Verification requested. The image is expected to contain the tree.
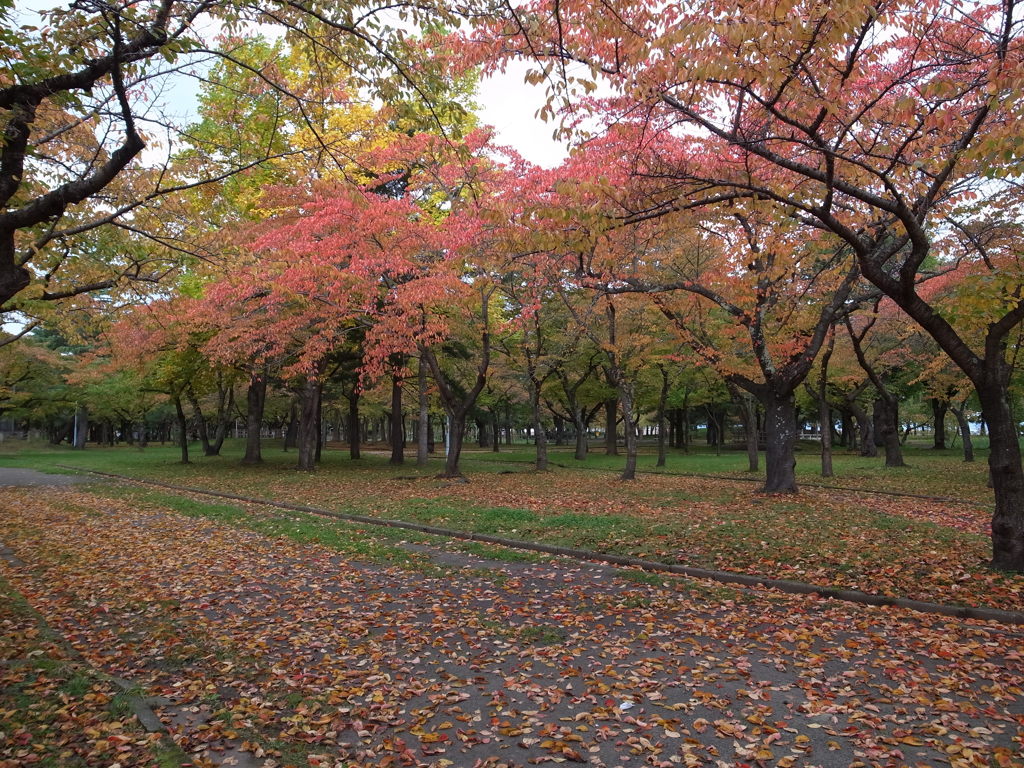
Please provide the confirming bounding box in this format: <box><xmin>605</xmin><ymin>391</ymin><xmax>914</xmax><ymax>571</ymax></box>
<box><xmin>481</xmin><ymin>0</ymin><xmax>1024</xmax><ymax>569</ymax></box>
<box><xmin>0</xmin><ymin>0</ymin><xmax>480</xmax><ymax>315</ymax></box>
<box><xmin>583</xmin><ymin>195</ymin><xmax>860</xmax><ymax>491</ymax></box>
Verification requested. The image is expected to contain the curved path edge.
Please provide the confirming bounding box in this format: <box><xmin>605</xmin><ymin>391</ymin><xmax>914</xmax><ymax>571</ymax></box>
<box><xmin>59</xmin><ymin>465</ymin><xmax>1024</xmax><ymax>626</ymax></box>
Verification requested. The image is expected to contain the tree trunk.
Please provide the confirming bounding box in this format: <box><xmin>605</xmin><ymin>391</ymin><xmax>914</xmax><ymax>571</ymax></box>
<box><xmin>490</xmin><ymin>410</ymin><xmax>500</xmax><ymax>453</ymax></box>
<box><xmin>979</xmin><ymin>383</ymin><xmax>1024</xmax><ymax>571</ymax></box>
<box><xmin>284</xmin><ymin>400</ymin><xmax>299</xmax><ymax>451</ymax></box>
<box><xmin>951</xmin><ymin>406</ymin><xmax>974</xmax><ymax>462</ymax></box>
<box><xmin>740</xmin><ymin>395</ymin><xmax>759</xmax><ymax>473</ymax></box>
<box><xmin>186</xmin><ymin>387</ymin><xmax>212</xmax><ymax>456</ymax></box>
<box><xmin>819</xmin><ymin>401</ymin><xmax>833</xmax><ymax>478</ymax></box>
<box><xmin>618</xmin><ymin>386</ymin><xmax>638</xmax><ymax>481</ymax></box>
<box><xmin>930</xmin><ymin>398</ymin><xmax>948</xmax><ymax>450</ymax></box>
<box><xmin>839</xmin><ymin>410</ymin><xmax>853</xmax><ymax>448</ymax></box>
<box><xmin>417</xmin><ymin>361</ymin><xmax>429</xmax><ymax>467</ymax></box>
<box><xmin>875</xmin><ymin>396</ymin><xmax>906</xmax><ymax>467</ymax></box>
<box><xmin>241</xmin><ymin>371</ymin><xmax>266</xmax><ymax>465</ymax></box>
<box><xmin>390</xmin><ymin>373</ymin><xmax>404</xmax><ymax>465</ymax></box>
<box><xmin>443</xmin><ymin>414</ymin><xmax>466</xmax><ymax>478</ymax></box>
<box><xmin>573</xmin><ymin>409</ymin><xmax>588</xmax><ymax>461</ymax></box>
<box><xmin>315</xmin><ymin>388</ymin><xmax>324</xmax><ymax>463</ymax></box>
<box><xmin>851</xmin><ymin>402</ymin><xmax>876</xmax><ymax>457</ymax></box>
<box><xmin>604</xmin><ymin>397</ymin><xmax>618</xmax><ymax>455</ymax></box>
<box><xmin>297</xmin><ymin>377</ymin><xmax>320</xmax><ymax>471</ymax></box>
<box><xmin>682</xmin><ymin>404</ymin><xmax>690</xmax><ymax>452</ymax></box>
<box><xmin>173</xmin><ymin>395</ymin><xmax>189</xmax><ymax>464</ymax></box>
<box><xmin>209</xmin><ymin>381</ymin><xmax>232</xmax><ymax>456</ymax></box>
<box><xmin>347</xmin><ymin>391</ymin><xmax>361</xmax><ymax>460</ymax></box>
<box><xmin>705</xmin><ymin>406</ymin><xmax>724</xmax><ymax>456</ymax></box>
<box><xmin>72</xmin><ymin>405</ymin><xmax>88</xmax><ymax>450</ymax></box>
<box><xmin>656</xmin><ymin>368</ymin><xmax>669</xmax><ymax>468</ymax></box>
<box><xmin>554</xmin><ymin>415</ymin><xmax>565</xmax><ymax>446</ymax></box>
<box><xmin>532</xmin><ymin>390</ymin><xmax>548</xmax><ymax>471</ymax></box>
<box><xmin>762</xmin><ymin>391</ymin><xmax>797</xmax><ymax>493</ymax></box>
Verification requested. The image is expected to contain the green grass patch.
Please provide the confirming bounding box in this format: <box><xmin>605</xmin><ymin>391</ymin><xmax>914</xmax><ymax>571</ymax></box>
<box><xmin>518</xmin><ymin>624</ymin><xmax>568</xmax><ymax>645</ymax></box>
<box><xmin>90</xmin><ymin>484</ymin><xmax>445</xmax><ymax>569</ymax></box>
<box><xmin>457</xmin><ymin>541</ymin><xmax>547</xmax><ymax>562</ymax></box>
<box><xmin>4</xmin><ymin>439</ymin><xmax>1017</xmax><ymax>609</ymax></box>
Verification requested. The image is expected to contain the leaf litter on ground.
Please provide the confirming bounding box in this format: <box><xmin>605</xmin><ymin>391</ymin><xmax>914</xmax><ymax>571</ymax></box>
<box><xmin>0</xmin><ymin>487</ymin><xmax>1021</xmax><ymax>768</ymax></box>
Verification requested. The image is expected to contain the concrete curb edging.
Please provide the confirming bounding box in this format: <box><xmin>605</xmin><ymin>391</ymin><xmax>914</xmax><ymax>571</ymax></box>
<box><xmin>59</xmin><ymin>466</ymin><xmax>1024</xmax><ymax>626</ymax></box>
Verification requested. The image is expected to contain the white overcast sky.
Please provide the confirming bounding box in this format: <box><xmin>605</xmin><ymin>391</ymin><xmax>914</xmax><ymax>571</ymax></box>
<box><xmin>477</xmin><ymin>62</ymin><xmax>570</xmax><ymax>168</ymax></box>
<box><xmin>13</xmin><ymin>1</ymin><xmax>569</xmax><ymax>167</ymax></box>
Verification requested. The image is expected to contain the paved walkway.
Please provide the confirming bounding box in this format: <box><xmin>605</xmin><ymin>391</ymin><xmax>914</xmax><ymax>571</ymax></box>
<box><xmin>0</xmin><ymin>485</ymin><xmax>1021</xmax><ymax>768</ymax></box>
<box><xmin>0</xmin><ymin>467</ymin><xmax>98</xmax><ymax>486</ymax></box>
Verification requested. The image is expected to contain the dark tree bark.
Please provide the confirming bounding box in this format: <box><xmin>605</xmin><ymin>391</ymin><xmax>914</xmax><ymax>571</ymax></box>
<box><xmin>762</xmin><ymin>391</ymin><xmax>797</xmax><ymax>492</ymax></box>
<box><xmin>875</xmin><ymin>395</ymin><xmax>904</xmax><ymax>468</ymax></box>
<box><xmin>604</xmin><ymin>397</ymin><xmax>618</xmax><ymax>455</ymax></box>
<box><xmin>315</xmin><ymin>387</ymin><xmax>323</xmax><ymax>463</ymax></box>
<box><xmin>574</xmin><ymin>412</ymin><xmax>589</xmax><ymax>460</ymax></box>
<box><xmin>804</xmin><ymin>330</ymin><xmax>836</xmax><ymax>478</ymax></box>
<box><xmin>173</xmin><ymin>395</ymin><xmax>189</xmax><ymax>464</ymax></box>
<box><xmin>871</xmin><ymin>404</ymin><xmax>886</xmax><ymax>448</ymax></box>
<box><xmin>531</xmin><ymin>389</ymin><xmax>548</xmax><ymax>471</ymax></box>
<box><xmin>209</xmin><ymin>379</ymin><xmax>233</xmax><ymax>456</ymax></box>
<box><xmin>347</xmin><ymin>390</ymin><xmax>360</xmax><ymax>460</ymax></box>
<box><xmin>655</xmin><ymin>365</ymin><xmax>670</xmax><ymax>468</ymax></box>
<box><xmin>283</xmin><ymin>399</ymin><xmax>298</xmax><ymax>451</ymax></box>
<box><xmin>978</xmin><ymin>379</ymin><xmax>1024</xmax><ymax>568</ymax></box>
<box><xmin>72</xmin><ymin>405</ymin><xmax>88</xmax><ymax>450</ymax></box>
<box><xmin>705</xmin><ymin>406</ymin><xmax>724</xmax><ymax>455</ymax></box>
<box><xmin>839</xmin><ymin>409</ymin><xmax>853</xmax><ymax>448</ymax></box>
<box><xmin>186</xmin><ymin>386</ymin><xmax>211</xmax><ymax>456</ymax></box>
<box><xmin>489</xmin><ymin>409</ymin><xmax>500</xmax><ymax>453</ymax></box>
<box><xmin>241</xmin><ymin>369</ymin><xmax>267</xmax><ymax>465</ymax></box>
<box><xmin>816</xmin><ymin>333</ymin><xmax>835</xmax><ymax>478</ymax></box>
<box><xmin>297</xmin><ymin>376</ymin><xmax>321</xmax><ymax>471</ymax></box>
<box><xmin>417</xmin><ymin>358</ymin><xmax>429</xmax><ymax>467</ymax></box>
<box><xmin>679</xmin><ymin>399</ymin><xmax>690</xmax><ymax>452</ymax></box>
<box><xmin>389</xmin><ymin>369</ymin><xmax>404</xmax><ymax>465</ymax></box>
<box><xmin>951</xmin><ymin>403</ymin><xmax>975</xmax><ymax>463</ymax></box>
<box><xmin>612</xmin><ymin>375</ymin><xmax>639</xmax><ymax>480</ymax></box>
<box><xmin>852</xmin><ymin>401</ymin><xmax>877</xmax><ymax>457</ymax></box>
<box><xmin>554</xmin><ymin>415</ymin><xmax>565</xmax><ymax>446</ymax></box>
<box><xmin>930</xmin><ymin>397</ymin><xmax>948</xmax><ymax>449</ymax></box>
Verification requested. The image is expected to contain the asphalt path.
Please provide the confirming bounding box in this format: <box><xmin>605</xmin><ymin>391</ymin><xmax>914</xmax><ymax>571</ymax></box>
<box><xmin>0</xmin><ymin>467</ymin><xmax>97</xmax><ymax>486</ymax></box>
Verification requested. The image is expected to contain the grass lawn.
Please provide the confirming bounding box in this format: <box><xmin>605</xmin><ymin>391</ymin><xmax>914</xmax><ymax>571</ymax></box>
<box><xmin>1</xmin><ymin>438</ymin><xmax>1017</xmax><ymax>610</ymax></box>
